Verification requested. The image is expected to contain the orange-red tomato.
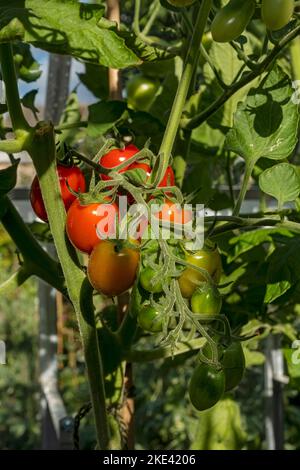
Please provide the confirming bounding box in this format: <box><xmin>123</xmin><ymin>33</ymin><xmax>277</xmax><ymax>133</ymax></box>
<box><xmin>154</xmin><ymin>199</ymin><xmax>193</xmax><ymax>224</ymax></box>
<box><xmin>88</xmin><ymin>240</ymin><xmax>140</xmax><ymax>296</ymax></box>
<box><xmin>30</xmin><ymin>165</ymin><xmax>86</xmax><ymax>222</ymax></box>
<box><xmin>66</xmin><ymin>198</ymin><xmax>118</xmax><ymax>254</ymax></box>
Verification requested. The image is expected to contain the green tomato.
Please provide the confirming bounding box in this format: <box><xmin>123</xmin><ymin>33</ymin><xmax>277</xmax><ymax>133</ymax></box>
<box><xmin>191</xmin><ymin>285</ymin><xmax>222</xmax><ymax>315</ymax></box>
<box><xmin>222</xmin><ymin>342</ymin><xmax>245</xmax><ymax>392</ymax></box>
<box><xmin>262</xmin><ymin>0</ymin><xmax>294</xmax><ymax>31</ymax></box>
<box><xmin>178</xmin><ymin>247</ymin><xmax>222</xmax><ymax>298</ymax></box>
<box><xmin>189</xmin><ymin>363</ymin><xmax>225</xmax><ymax>411</ymax></box>
<box><xmin>167</xmin><ymin>0</ymin><xmax>196</xmax><ymax>6</ymax></box>
<box><xmin>140</xmin><ymin>266</ymin><xmax>164</xmax><ymax>294</ymax></box>
<box><xmin>211</xmin><ymin>0</ymin><xmax>256</xmax><ymax>43</ymax></box>
<box><xmin>127</xmin><ymin>75</ymin><xmax>160</xmax><ymax>112</ymax></box>
<box><xmin>138</xmin><ymin>305</ymin><xmax>163</xmax><ymax>333</ymax></box>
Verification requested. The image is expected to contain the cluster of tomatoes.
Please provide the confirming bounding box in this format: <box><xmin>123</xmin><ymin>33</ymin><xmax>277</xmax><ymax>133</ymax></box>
<box><xmin>30</xmin><ymin>147</ymin><xmax>246</xmax><ymax>412</ymax></box>
<box><xmin>30</xmin><ymin>144</ymin><xmax>178</xmax><ymax>296</ymax></box>
<box><xmin>167</xmin><ymin>0</ymin><xmax>295</xmax><ymax>42</ymax></box>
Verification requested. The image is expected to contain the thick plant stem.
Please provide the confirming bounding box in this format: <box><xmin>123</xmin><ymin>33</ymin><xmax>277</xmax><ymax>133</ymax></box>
<box><xmin>1</xmin><ymin>196</ymin><xmax>67</xmax><ymax>295</ymax></box>
<box><xmin>0</xmin><ymin>43</ymin><xmax>29</xmax><ymax>132</ymax></box>
<box><xmin>233</xmin><ymin>162</ymin><xmax>255</xmax><ymax>217</ymax></box>
<box><xmin>29</xmin><ymin>122</ymin><xmax>111</xmax><ymax>449</ymax></box>
<box><xmin>159</xmin><ymin>0</ymin><xmax>212</xmax><ymax>170</ymax></box>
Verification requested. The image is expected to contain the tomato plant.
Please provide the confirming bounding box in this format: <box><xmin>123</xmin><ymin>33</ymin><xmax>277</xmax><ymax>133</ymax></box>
<box><xmin>30</xmin><ymin>164</ymin><xmax>86</xmax><ymax>222</ymax></box>
<box><xmin>1</xmin><ymin>0</ymin><xmax>300</xmax><ymax>452</ymax></box>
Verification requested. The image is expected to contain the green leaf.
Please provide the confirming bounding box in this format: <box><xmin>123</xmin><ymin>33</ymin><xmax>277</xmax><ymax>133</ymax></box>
<box><xmin>228</xmin><ymin>228</ymin><xmax>292</xmax><ymax>263</ymax></box>
<box><xmin>283</xmin><ymin>348</ymin><xmax>300</xmax><ymax>379</ymax></box>
<box><xmin>77</xmin><ymin>63</ymin><xmax>109</xmax><ymax>100</ymax></box>
<box><xmin>264</xmin><ymin>281</ymin><xmax>291</xmax><ymax>304</ymax></box>
<box><xmin>244</xmin><ymin>349</ymin><xmax>265</xmax><ymax>367</ymax></box>
<box><xmin>225</xmin><ymin>66</ymin><xmax>299</xmax><ymax>167</ymax></box>
<box><xmin>259</xmin><ymin>163</ymin><xmax>300</xmax><ymax>209</ymax></box>
<box><xmin>264</xmin><ymin>239</ymin><xmax>300</xmax><ymax>303</ymax></box>
<box><xmin>87</xmin><ymin>101</ymin><xmax>127</xmax><ymax>137</ymax></box>
<box><xmin>0</xmin><ymin>160</ymin><xmax>19</xmax><ymax>198</ymax></box>
<box><xmin>0</xmin><ymin>0</ymin><xmax>170</xmax><ymax>68</ymax></box>
<box><xmin>21</xmin><ymin>89</ymin><xmax>39</xmax><ymax>119</ymax></box>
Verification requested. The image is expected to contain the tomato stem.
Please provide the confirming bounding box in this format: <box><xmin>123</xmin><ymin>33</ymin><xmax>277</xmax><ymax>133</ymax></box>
<box><xmin>159</xmin><ymin>0</ymin><xmax>212</xmax><ymax>170</ymax></box>
<box><xmin>0</xmin><ymin>43</ymin><xmax>30</xmax><ymax>132</ymax></box>
<box><xmin>233</xmin><ymin>161</ymin><xmax>255</xmax><ymax>216</ymax></box>
<box><xmin>29</xmin><ymin>122</ymin><xmax>112</xmax><ymax>450</ymax></box>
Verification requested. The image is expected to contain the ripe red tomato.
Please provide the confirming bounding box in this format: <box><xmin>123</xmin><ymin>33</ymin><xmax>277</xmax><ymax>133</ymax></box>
<box><xmin>99</xmin><ymin>144</ymin><xmax>140</xmax><ymax>181</ymax></box>
<box><xmin>30</xmin><ymin>165</ymin><xmax>86</xmax><ymax>222</ymax></box>
<box><xmin>154</xmin><ymin>199</ymin><xmax>193</xmax><ymax>224</ymax></box>
<box><xmin>66</xmin><ymin>198</ymin><xmax>118</xmax><ymax>254</ymax></box>
<box><xmin>88</xmin><ymin>240</ymin><xmax>140</xmax><ymax>296</ymax></box>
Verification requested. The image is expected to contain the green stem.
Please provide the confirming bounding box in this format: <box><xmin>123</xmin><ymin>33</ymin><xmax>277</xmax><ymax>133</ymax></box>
<box><xmin>233</xmin><ymin>161</ymin><xmax>255</xmax><ymax>216</ymax></box>
<box><xmin>159</xmin><ymin>0</ymin><xmax>212</xmax><ymax>171</ymax></box>
<box><xmin>133</xmin><ymin>0</ymin><xmax>141</xmax><ymax>34</ymax></box>
<box><xmin>0</xmin><ymin>139</ymin><xmax>26</xmax><ymax>153</ymax></box>
<box><xmin>0</xmin><ymin>43</ymin><xmax>29</xmax><ymax>132</ymax></box>
<box><xmin>1</xmin><ymin>196</ymin><xmax>67</xmax><ymax>296</ymax></box>
<box><xmin>0</xmin><ymin>266</ymin><xmax>31</xmax><ymax>296</ymax></box>
<box><xmin>126</xmin><ymin>338</ymin><xmax>206</xmax><ymax>363</ymax></box>
<box><xmin>142</xmin><ymin>0</ymin><xmax>161</xmax><ymax>36</ymax></box>
<box><xmin>184</xmin><ymin>23</ymin><xmax>300</xmax><ymax>130</ymax></box>
<box><xmin>29</xmin><ymin>122</ymin><xmax>111</xmax><ymax>449</ymax></box>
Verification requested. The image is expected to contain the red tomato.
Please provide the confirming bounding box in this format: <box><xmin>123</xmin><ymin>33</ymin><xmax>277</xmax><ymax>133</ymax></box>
<box><xmin>154</xmin><ymin>199</ymin><xmax>193</xmax><ymax>224</ymax></box>
<box><xmin>30</xmin><ymin>165</ymin><xmax>86</xmax><ymax>222</ymax></box>
<box><xmin>99</xmin><ymin>144</ymin><xmax>140</xmax><ymax>181</ymax></box>
<box><xmin>66</xmin><ymin>198</ymin><xmax>118</xmax><ymax>254</ymax></box>
<box><xmin>158</xmin><ymin>166</ymin><xmax>175</xmax><ymax>187</ymax></box>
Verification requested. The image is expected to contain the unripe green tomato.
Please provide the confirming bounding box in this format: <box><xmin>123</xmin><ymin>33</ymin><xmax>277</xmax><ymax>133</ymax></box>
<box><xmin>140</xmin><ymin>267</ymin><xmax>164</xmax><ymax>293</ymax></box>
<box><xmin>138</xmin><ymin>305</ymin><xmax>163</xmax><ymax>333</ymax></box>
<box><xmin>191</xmin><ymin>285</ymin><xmax>222</xmax><ymax>315</ymax></box>
<box><xmin>211</xmin><ymin>0</ymin><xmax>255</xmax><ymax>43</ymax></box>
<box><xmin>127</xmin><ymin>75</ymin><xmax>160</xmax><ymax>112</ymax></box>
<box><xmin>189</xmin><ymin>363</ymin><xmax>225</xmax><ymax>411</ymax></box>
<box><xmin>167</xmin><ymin>0</ymin><xmax>196</xmax><ymax>7</ymax></box>
<box><xmin>261</xmin><ymin>0</ymin><xmax>294</xmax><ymax>31</ymax></box>
<box><xmin>178</xmin><ymin>247</ymin><xmax>222</xmax><ymax>299</ymax></box>
<box><xmin>222</xmin><ymin>341</ymin><xmax>245</xmax><ymax>391</ymax></box>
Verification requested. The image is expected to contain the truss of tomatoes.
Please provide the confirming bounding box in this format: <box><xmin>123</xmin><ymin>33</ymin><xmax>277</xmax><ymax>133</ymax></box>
<box><xmin>30</xmin><ymin>147</ymin><xmax>246</xmax><ymax>412</ymax></box>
